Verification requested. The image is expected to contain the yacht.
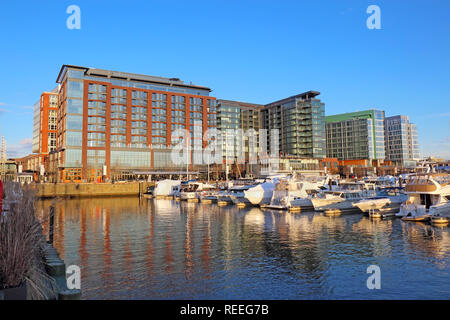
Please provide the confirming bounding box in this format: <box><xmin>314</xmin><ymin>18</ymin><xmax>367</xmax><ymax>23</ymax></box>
<box><xmin>262</xmin><ymin>175</ymin><xmax>329</xmax><ymax>210</ymax></box>
<box><xmin>311</xmin><ymin>182</ymin><xmax>376</xmax><ymax>212</ymax></box>
<box><xmin>396</xmin><ymin>174</ymin><xmax>450</xmax><ymax>222</ymax></box>
<box><xmin>153</xmin><ymin>179</ymin><xmax>181</xmax><ymax>198</ymax></box>
<box><xmin>353</xmin><ymin>187</ymin><xmax>408</xmax><ymax>215</ymax></box>
<box><xmin>229</xmin><ymin>185</ymin><xmax>256</xmax><ymax>205</ymax></box>
<box><xmin>198</xmin><ymin>189</ymin><xmax>220</xmax><ymax>203</ymax></box>
<box><xmin>179</xmin><ymin>182</ymin><xmax>215</xmax><ymax>201</ymax></box>
<box><xmin>244</xmin><ymin>181</ymin><xmax>279</xmax><ymax>206</ymax></box>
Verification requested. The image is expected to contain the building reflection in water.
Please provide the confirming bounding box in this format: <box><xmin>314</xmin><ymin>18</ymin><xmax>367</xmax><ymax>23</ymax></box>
<box><xmin>35</xmin><ymin>197</ymin><xmax>450</xmax><ymax>299</ymax></box>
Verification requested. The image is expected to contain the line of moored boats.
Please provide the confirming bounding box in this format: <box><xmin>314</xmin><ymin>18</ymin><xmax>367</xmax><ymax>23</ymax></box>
<box><xmin>144</xmin><ymin>172</ymin><xmax>450</xmax><ymax>226</ymax></box>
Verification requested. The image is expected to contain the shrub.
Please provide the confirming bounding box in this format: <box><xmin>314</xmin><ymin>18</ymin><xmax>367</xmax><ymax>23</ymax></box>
<box><xmin>0</xmin><ymin>182</ymin><xmax>57</xmax><ymax>299</ymax></box>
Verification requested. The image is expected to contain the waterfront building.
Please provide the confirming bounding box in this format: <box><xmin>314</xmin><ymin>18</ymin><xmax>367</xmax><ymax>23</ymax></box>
<box><xmin>216</xmin><ymin>99</ymin><xmax>263</xmax><ymax>177</ymax></box>
<box><xmin>325</xmin><ymin>109</ymin><xmax>386</xmax><ymax>161</ymax></box>
<box><xmin>31</xmin><ymin>89</ymin><xmax>58</xmax><ymax>173</ymax></box>
<box><xmin>51</xmin><ymin>65</ymin><xmax>217</xmax><ymax>182</ymax></box>
<box><xmin>384</xmin><ymin>115</ymin><xmax>420</xmax><ymax>167</ymax></box>
<box><xmin>262</xmin><ymin>91</ymin><xmax>326</xmax><ymax>159</ymax></box>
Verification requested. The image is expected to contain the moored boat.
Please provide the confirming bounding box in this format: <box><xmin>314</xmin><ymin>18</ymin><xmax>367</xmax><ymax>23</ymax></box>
<box><xmin>353</xmin><ymin>187</ymin><xmax>408</xmax><ymax>214</ymax></box>
<box><xmin>154</xmin><ymin>180</ymin><xmax>181</xmax><ymax>198</ymax></box>
<box><xmin>311</xmin><ymin>182</ymin><xmax>376</xmax><ymax>212</ymax></box>
<box><xmin>179</xmin><ymin>182</ymin><xmax>215</xmax><ymax>201</ymax></box>
<box><xmin>397</xmin><ymin>173</ymin><xmax>450</xmax><ymax>223</ymax></box>
<box><xmin>261</xmin><ymin>175</ymin><xmax>328</xmax><ymax>210</ymax></box>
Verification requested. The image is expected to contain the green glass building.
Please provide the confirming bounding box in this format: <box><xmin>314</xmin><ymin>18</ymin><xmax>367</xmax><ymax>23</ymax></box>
<box><xmin>325</xmin><ymin>109</ymin><xmax>386</xmax><ymax>160</ymax></box>
<box><xmin>262</xmin><ymin>91</ymin><xmax>326</xmax><ymax>159</ymax></box>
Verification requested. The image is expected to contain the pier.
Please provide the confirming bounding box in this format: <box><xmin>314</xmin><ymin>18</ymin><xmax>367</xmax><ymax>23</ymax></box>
<box><xmin>32</xmin><ymin>182</ymin><xmax>155</xmax><ymax>199</ymax></box>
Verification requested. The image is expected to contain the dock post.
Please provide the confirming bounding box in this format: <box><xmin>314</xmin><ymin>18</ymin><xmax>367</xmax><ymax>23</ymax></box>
<box><xmin>48</xmin><ymin>206</ymin><xmax>54</xmax><ymax>245</ymax></box>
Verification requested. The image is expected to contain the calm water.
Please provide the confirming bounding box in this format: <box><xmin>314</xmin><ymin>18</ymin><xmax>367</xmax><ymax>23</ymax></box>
<box><xmin>36</xmin><ymin>197</ymin><xmax>450</xmax><ymax>300</ymax></box>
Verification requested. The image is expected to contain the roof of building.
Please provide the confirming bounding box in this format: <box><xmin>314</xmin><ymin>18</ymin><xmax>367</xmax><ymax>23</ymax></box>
<box><xmin>325</xmin><ymin>109</ymin><xmax>383</xmax><ymax>123</ymax></box>
<box><xmin>56</xmin><ymin>65</ymin><xmax>212</xmax><ymax>92</ymax></box>
<box><xmin>217</xmin><ymin>99</ymin><xmax>264</xmax><ymax>109</ymax></box>
<box><xmin>264</xmin><ymin>91</ymin><xmax>321</xmax><ymax>108</ymax></box>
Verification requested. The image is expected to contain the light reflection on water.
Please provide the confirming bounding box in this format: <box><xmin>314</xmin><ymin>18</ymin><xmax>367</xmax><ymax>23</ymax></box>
<box><xmin>36</xmin><ymin>197</ymin><xmax>450</xmax><ymax>300</ymax></box>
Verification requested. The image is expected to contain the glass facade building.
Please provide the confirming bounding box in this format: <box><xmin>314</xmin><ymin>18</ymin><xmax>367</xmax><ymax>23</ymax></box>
<box><xmin>326</xmin><ymin>110</ymin><xmax>386</xmax><ymax>161</ymax></box>
<box><xmin>262</xmin><ymin>91</ymin><xmax>326</xmax><ymax>159</ymax></box>
<box><xmin>216</xmin><ymin>100</ymin><xmax>263</xmax><ymax>175</ymax></box>
<box><xmin>53</xmin><ymin>65</ymin><xmax>216</xmax><ymax>182</ymax></box>
<box><xmin>384</xmin><ymin>115</ymin><xmax>420</xmax><ymax>167</ymax></box>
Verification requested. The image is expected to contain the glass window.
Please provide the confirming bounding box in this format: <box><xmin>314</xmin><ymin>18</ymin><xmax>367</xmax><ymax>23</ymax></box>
<box><xmin>67</xmin><ymin>99</ymin><xmax>83</xmax><ymax>114</ymax></box>
<box><xmin>67</xmin><ymin>81</ymin><xmax>84</xmax><ymax>98</ymax></box>
<box><xmin>68</xmin><ymin>69</ymin><xmax>84</xmax><ymax>79</ymax></box>
<box><xmin>66</xmin><ymin>131</ymin><xmax>82</xmax><ymax>146</ymax></box>
<box><xmin>65</xmin><ymin>149</ymin><xmax>82</xmax><ymax>167</ymax></box>
<box><xmin>66</xmin><ymin>115</ymin><xmax>83</xmax><ymax>130</ymax></box>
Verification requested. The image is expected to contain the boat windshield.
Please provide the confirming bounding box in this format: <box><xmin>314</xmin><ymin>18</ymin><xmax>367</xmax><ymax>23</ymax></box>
<box><xmin>340</xmin><ymin>183</ymin><xmax>364</xmax><ymax>191</ymax></box>
<box><xmin>181</xmin><ymin>184</ymin><xmax>199</xmax><ymax>192</ymax></box>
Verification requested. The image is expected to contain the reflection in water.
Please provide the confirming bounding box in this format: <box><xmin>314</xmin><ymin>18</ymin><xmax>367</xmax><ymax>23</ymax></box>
<box><xmin>35</xmin><ymin>197</ymin><xmax>450</xmax><ymax>299</ymax></box>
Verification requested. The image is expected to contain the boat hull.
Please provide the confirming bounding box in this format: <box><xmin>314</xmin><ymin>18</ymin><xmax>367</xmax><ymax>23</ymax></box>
<box><xmin>244</xmin><ymin>183</ymin><xmax>275</xmax><ymax>206</ymax></box>
<box><xmin>354</xmin><ymin>198</ymin><xmax>403</xmax><ymax>214</ymax></box>
<box><xmin>311</xmin><ymin>198</ymin><xmax>359</xmax><ymax>211</ymax></box>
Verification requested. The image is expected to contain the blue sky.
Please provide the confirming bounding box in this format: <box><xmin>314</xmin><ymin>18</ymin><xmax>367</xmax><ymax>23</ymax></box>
<box><xmin>0</xmin><ymin>0</ymin><xmax>449</xmax><ymax>159</ymax></box>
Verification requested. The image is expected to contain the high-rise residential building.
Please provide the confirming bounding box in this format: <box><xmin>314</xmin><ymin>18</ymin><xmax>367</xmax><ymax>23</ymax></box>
<box><xmin>31</xmin><ymin>89</ymin><xmax>59</xmax><ymax>171</ymax></box>
<box><xmin>326</xmin><ymin>110</ymin><xmax>386</xmax><ymax>161</ymax></box>
<box><xmin>51</xmin><ymin>65</ymin><xmax>217</xmax><ymax>182</ymax></box>
<box><xmin>262</xmin><ymin>91</ymin><xmax>326</xmax><ymax>159</ymax></box>
<box><xmin>384</xmin><ymin>115</ymin><xmax>420</xmax><ymax>167</ymax></box>
<box><xmin>216</xmin><ymin>99</ymin><xmax>263</xmax><ymax>174</ymax></box>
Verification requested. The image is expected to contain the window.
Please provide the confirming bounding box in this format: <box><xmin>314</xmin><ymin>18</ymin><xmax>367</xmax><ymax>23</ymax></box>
<box><xmin>67</xmin><ymin>81</ymin><xmax>84</xmax><ymax>98</ymax></box>
<box><xmin>66</xmin><ymin>131</ymin><xmax>82</xmax><ymax>146</ymax></box>
<box><xmin>66</xmin><ymin>115</ymin><xmax>83</xmax><ymax>130</ymax></box>
<box><xmin>67</xmin><ymin>99</ymin><xmax>83</xmax><ymax>114</ymax></box>
<box><xmin>132</xmin><ymin>91</ymin><xmax>148</xmax><ymax>106</ymax></box>
<box><xmin>152</xmin><ymin>93</ymin><xmax>167</xmax><ymax>108</ymax></box>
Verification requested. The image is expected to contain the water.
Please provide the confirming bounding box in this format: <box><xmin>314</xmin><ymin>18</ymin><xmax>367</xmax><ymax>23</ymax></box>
<box><xmin>36</xmin><ymin>197</ymin><xmax>450</xmax><ymax>300</ymax></box>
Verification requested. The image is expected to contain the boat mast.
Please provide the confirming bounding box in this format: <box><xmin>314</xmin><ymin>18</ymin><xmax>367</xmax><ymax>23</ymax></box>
<box><xmin>186</xmin><ymin>134</ymin><xmax>189</xmax><ymax>181</ymax></box>
<box><xmin>225</xmin><ymin>145</ymin><xmax>229</xmax><ymax>182</ymax></box>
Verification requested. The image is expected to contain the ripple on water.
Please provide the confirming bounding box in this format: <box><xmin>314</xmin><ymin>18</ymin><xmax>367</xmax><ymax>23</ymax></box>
<box><xmin>36</xmin><ymin>197</ymin><xmax>450</xmax><ymax>299</ymax></box>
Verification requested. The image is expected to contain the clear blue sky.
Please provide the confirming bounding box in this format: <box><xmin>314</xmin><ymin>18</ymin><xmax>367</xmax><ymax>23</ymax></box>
<box><xmin>0</xmin><ymin>0</ymin><xmax>449</xmax><ymax>159</ymax></box>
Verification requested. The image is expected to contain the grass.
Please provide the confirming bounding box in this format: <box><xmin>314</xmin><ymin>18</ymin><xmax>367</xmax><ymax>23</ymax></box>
<box><xmin>0</xmin><ymin>182</ymin><xmax>57</xmax><ymax>299</ymax></box>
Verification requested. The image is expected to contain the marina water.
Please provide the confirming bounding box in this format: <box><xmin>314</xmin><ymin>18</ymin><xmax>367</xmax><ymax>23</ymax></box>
<box><xmin>36</xmin><ymin>197</ymin><xmax>450</xmax><ymax>299</ymax></box>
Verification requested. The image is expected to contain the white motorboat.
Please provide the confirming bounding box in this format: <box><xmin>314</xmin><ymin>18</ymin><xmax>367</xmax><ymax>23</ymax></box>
<box><xmin>311</xmin><ymin>182</ymin><xmax>376</xmax><ymax>212</ymax></box>
<box><xmin>179</xmin><ymin>182</ymin><xmax>215</xmax><ymax>201</ymax></box>
<box><xmin>154</xmin><ymin>179</ymin><xmax>181</xmax><ymax>198</ymax></box>
<box><xmin>244</xmin><ymin>181</ymin><xmax>278</xmax><ymax>206</ymax></box>
<box><xmin>243</xmin><ymin>174</ymin><xmax>288</xmax><ymax>206</ymax></box>
<box><xmin>397</xmin><ymin>173</ymin><xmax>450</xmax><ymax>222</ymax></box>
<box><xmin>229</xmin><ymin>185</ymin><xmax>255</xmax><ymax>205</ymax></box>
<box><xmin>353</xmin><ymin>187</ymin><xmax>408</xmax><ymax>214</ymax></box>
<box><xmin>198</xmin><ymin>190</ymin><xmax>220</xmax><ymax>202</ymax></box>
<box><xmin>262</xmin><ymin>175</ymin><xmax>329</xmax><ymax>210</ymax></box>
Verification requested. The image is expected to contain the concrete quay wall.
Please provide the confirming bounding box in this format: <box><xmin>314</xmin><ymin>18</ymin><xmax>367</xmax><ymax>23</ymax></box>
<box><xmin>34</xmin><ymin>182</ymin><xmax>155</xmax><ymax>198</ymax></box>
